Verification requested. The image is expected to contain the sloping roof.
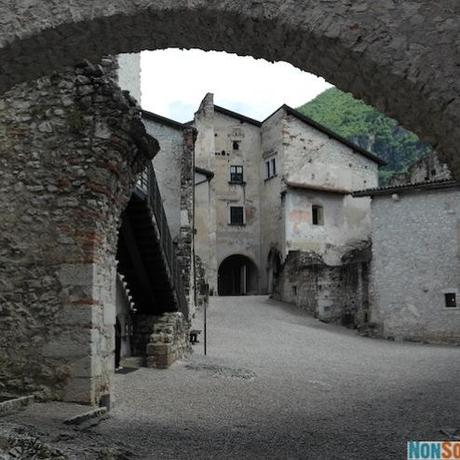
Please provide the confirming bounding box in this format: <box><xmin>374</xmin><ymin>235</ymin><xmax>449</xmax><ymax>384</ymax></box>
<box><xmin>285</xmin><ymin>181</ymin><xmax>350</xmax><ymax>195</ymax></box>
<box><xmin>267</xmin><ymin>105</ymin><xmax>386</xmax><ymax>166</ymax></box>
<box><xmin>214</xmin><ymin>105</ymin><xmax>262</xmax><ymax>127</ymax></box>
<box><xmin>142</xmin><ymin>109</ymin><xmax>186</xmax><ymax>130</ymax></box>
<box><xmin>142</xmin><ymin>103</ymin><xmax>386</xmax><ymax>168</ymax></box>
<box><xmin>352</xmin><ymin>179</ymin><xmax>460</xmax><ymax>197</ymax></box>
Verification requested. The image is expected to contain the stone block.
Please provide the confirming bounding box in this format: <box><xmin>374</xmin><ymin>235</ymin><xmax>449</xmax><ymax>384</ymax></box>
<box><xmin>58</xmin><ymin>264</ymin><xmax>95</xmax><ymax>287</ymax></box>
<box><xmin>62</xmin><ymin>376</ymin><xmax>96</xmax><ymax>405</ymax></box>
<box><xmin>57</xmin><ymin>304</ymin><xmax>94</xmax><ymax>327</ymax></box>
<box><xmin>42</xmin><ymin>328</ymin><xmax>96</xmax><ymax>359</ymax></box>
<box><xmin>146</xmin><ymin>343</ymin><xmax>170</xmax><ymax>356</ymax></box>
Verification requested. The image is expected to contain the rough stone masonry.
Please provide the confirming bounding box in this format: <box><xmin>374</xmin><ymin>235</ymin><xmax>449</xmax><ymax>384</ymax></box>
<box><xmin>0</xmin><ymin>1</ymin><xmax>458</xmax><ymax>175</ymax></box>
<box><xmin>0</xmin><ymin>58</ymin><xmax>157</xmax><ymax>404</ymax></box>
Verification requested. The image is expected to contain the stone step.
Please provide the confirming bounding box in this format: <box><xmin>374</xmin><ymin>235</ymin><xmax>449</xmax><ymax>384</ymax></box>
<box><xmin>63</xmin><ymin>406</ymin><xmax>107</xmax><ymax>427</ymax></box>
<box><xmin>0</xmin><ymin>394</ymin><xmax>34</xmax><ymax>417</ymax></box>
<box><xmin>120</xmin><ymin>356</ymin><xmax>145</xmax><ymax>368</ymax></box>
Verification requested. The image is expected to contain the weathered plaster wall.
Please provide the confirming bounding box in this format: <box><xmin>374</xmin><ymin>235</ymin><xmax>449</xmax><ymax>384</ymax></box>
<box><xmin>370</xmin><ymin>189</ymin><xmax>460</xmax><ymax>343</ymax></box>
<box><xmin>281</xmin><ymin>111</ymin><xmax>379</xmax><ymax>191</ymax></box>
<box><xmin>212</xmin><ymin>110</ymin><xmax>262</xmax><ymax>289</ymax></box>
<box><xmin>143</xmin><ymin>117</ymin><xmax>183</xmax><ymax>240</ymax></box>
<box><xmin>0</xmin><ymin>59</ymin><xmax>156</xmax><ymax>404</ymax></box>
<box><xmin>284</xmin><ymin>191</ymin><xmax>372</xmax><ymax>265</ymax></box>
<box><xmin>193</xmin><ymin>95</ymin><xmax>218</xmax><ymax>294</ymax></box>
<box><xmin>260</xmin><ymin>109</ymin><xmax>285</xmax><ymax>290</ymax></box>
<box><xmin>260</xmin><ymin>107</ymin><xmax>378</xmax><ymax>273</ymax></box>
<box><xmin>116</xmin><ymin>53</ymin><xmax>142</xmax><ymax>103</ymax></box>
<box><xmin>194</xmin><ymin>170</ymin><xmax>214</xmax><ymax>292</ymax></box>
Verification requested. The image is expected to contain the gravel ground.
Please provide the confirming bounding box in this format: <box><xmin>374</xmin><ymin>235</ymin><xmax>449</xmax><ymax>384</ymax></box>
<box><xmin>2</xmin><ymin>296</ymin><xmax>458</xmax><ymax>459</ymax></box>
<box><xmin>97</xmin><ymin>296</ymin><xmax>459</xmax><ymax>459</ymax></box>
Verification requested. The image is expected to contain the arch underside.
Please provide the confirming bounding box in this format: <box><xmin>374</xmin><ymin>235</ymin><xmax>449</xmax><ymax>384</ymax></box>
<box><xmin>0</xmin><ymin>1</ymin><xmax>459</xmax><ymax>174</ymax></box>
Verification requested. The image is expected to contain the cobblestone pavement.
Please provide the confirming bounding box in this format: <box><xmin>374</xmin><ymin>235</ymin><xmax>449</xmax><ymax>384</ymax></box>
<box><xmin>97</xmin><ymin>296</ymin><xmax>459</xmax><ymax>459</ymax></box>
<box><xmin>2</xmin><ymin>296</ymin><xmax>458</xmax><ymax>459</ymax></box>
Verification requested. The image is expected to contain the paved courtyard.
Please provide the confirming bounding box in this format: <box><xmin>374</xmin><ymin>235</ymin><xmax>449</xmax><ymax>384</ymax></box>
<box><xmin>101</xmin><ymin>296</ymin><xmax>459</xmax><ymax>459</ymax></box>
<box><xmin>2</xmin><ymin>296</ymin><xmax>459</xmax><ymax>459</ymax></box>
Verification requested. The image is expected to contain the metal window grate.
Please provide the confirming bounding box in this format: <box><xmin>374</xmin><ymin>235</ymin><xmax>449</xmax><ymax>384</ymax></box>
<box><xmin>230</xmin><ymin>165</ymin><xmax>244</xmax><ymax>183</ymax></box>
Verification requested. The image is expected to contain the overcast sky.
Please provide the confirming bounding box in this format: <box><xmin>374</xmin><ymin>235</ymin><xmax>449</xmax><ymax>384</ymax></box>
<box><xmin>141</xmin><ymin>49</ymin><xmax>332</xmax><ymax>123</ymax></box>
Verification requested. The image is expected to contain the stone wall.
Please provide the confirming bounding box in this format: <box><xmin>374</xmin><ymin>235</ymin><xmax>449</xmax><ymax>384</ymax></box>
<box><xmin>389</xmin><ymin>150</ymin><xmax>452</xmax><ymax>186</ymax></box>
<box><xmin>370</xmin><ymin>188</ymin><xmax>460</xmax><ymax>344</ymax></box>
<box><xmin>176</xmin><ymin>128</ymin><xmax>197</xmax><ymax>314</ymax></box>
<box><xmin>0</xmin><ymin>1</ymin><xmax>458</xmax><ymax>179</ymax></box>
<box><xmin>131</xmin><ymin>314</ymin><xmax>157</xmax><ymax>359</ymax></box>
<box><xmin>146</xmin><ymin>313</ymin><xmax>191</xmax><ymax>368</ymax></box>
<box><xmin>0</xmin><ymin>59</ymin><xmax>157</xmax><ymax>404</ymax></box>
<box><xmin>276</xmin><ymin>243</ymin><xmax>370</xmax><ymax>327</ymax></box>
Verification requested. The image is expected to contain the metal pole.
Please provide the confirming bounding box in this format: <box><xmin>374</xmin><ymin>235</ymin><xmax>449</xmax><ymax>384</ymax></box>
<box><xmin>204</xmin><ymin>295</ymin><xmax>207</xmax><ymax>356</ymax></box>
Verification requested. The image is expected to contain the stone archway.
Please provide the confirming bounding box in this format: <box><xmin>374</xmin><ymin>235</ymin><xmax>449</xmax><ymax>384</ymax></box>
<box><xmin>218</xmin><ymin>255</ymin><xmax>259</xmax><ymax>296</ymax></box>
<box><xmin>0</xmin><ymin>2</ymin><xmax>459</xmax><ymax>173</ymax></box>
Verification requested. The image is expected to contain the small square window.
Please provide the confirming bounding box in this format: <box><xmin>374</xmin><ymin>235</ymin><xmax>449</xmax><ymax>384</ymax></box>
<box><xmin>445</xmin><ymin>293</ymin><xmax>457</xmax><ymax>308</ymax></box>
<box><xmin>230</xmin><ymin>165</ymin><xmax>244</xmax><ymax>183</ymax></box>
<box><xmin>230</xmin><ymin>206</ymin><xmax>244</xmax><ymax>225</ymax></box>
<box><xmin>312</xmin><ymin>205</ymin><xmax>324</xmax><ymax>226</ymax></box>
<box><xmin>233</xmin><ymin>141</ymin><xmax>240</xmax><ymax>150</ymax></box>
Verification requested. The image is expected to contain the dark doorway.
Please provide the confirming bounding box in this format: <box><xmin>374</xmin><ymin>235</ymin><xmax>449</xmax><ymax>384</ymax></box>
<box><xmin>267</xmin><ymin>249</ymin><xmax>282</xmax><ymax>295</ymax></box>
<box><xmin>218</xmin><ymin>255</ymin><xmax>258</xmax><ymax>296</ymax></box>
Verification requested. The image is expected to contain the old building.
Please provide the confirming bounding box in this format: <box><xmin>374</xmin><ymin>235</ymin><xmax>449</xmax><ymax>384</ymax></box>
<box><xmin>190</xmin><ymin>95</ymin><xmax>384</xmax><ymax>310</ymax></box>
<box><xmin>353</xmin><ymin>155</ymin><xmax>460</xmax><ymax>344</ymax></box>
<box><xmin>136</xmin><ymin>94</ymin><xmax>383</xmax><ymax>322</ymax></box>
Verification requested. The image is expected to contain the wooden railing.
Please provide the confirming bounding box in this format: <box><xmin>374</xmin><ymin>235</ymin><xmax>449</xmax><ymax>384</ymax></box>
<box><xmin>136</xmin><ymin>164</ymin><xmax>188</xmax><ymax>317</ymax></box>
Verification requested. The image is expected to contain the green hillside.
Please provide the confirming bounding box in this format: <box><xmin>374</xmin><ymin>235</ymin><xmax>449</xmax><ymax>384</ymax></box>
<box><xmin>297</xmin><ymin>88</ymin><xmax>432</xmax><ymax>184</ymax></box>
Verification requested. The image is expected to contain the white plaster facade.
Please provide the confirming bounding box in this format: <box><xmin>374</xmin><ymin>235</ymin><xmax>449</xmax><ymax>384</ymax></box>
<box><xmin>191</xmin><ymin>95</ymin><xmax>383</xmax><ymax>295</ymax></box>
<box><xmin>356</xmin><ymin>183</ymin><xmax>460</xmax><ymax>343</ymax></box>
<box><xmin>116</xmin><ymin>53</ymin><xmax>142</xmax><ymax>103</ymax></box>
<box><xmin>261</xmin><ymin>107</ymin><xmax>380</xmax><ymax>271</ymax></box>
<box><xmin>142</xmin><ymin>111</ymin><xmax>185</xmax><ymax>240</ymax></box>
<box><xmin>135</xmin><ymin>94</ymin><xmax>382</xmax><ymax>299</ymax></box>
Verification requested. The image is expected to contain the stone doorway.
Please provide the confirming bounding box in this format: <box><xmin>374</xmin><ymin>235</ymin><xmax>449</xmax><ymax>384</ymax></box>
<box><xmin>218</xmin><ymin>255</ymin><xmax>258</xmax><ymax>296</ymax></box>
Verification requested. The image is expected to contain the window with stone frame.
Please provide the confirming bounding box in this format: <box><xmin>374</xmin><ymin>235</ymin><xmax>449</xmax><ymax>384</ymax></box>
<box><xmin>230</xmin><ymin>165</ymin><xmax>244</xmax><ymax>183</ymax></box>
<box><xmin>229</xmin><ymin>206</ymin><xmax>244</xmax><ymax>226</ymax></box>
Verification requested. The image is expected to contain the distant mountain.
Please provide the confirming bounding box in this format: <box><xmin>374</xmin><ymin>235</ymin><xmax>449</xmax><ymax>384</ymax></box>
<box><xmin>297</xmin><ymin>88</ymin><xmax>432</xmax><ymax>184</ymax></box>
